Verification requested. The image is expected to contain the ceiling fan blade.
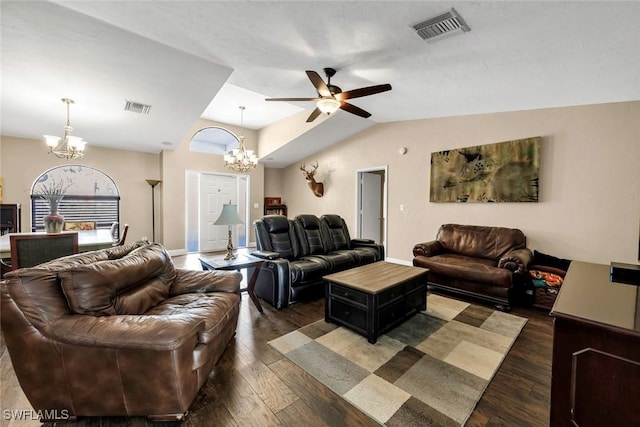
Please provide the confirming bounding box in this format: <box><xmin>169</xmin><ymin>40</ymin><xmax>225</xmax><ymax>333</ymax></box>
<box><xmin>306</xmin><ymin>70</ymin><xmax>332</xmax><ymax>97</ymax></box>
<box><xmin>265</xmin><ymin>97</ymin><xmax>319</xmax><ymax>102</ymax></box>
<box><xmin>335</xmin><ymin>84</ymin><xmax>392</xmax><ymax>101</ymax></box>
<box><xmin>306</xmin><ymin>107</ymin><xmax>322</xmax><ymax>122</ymax></box>
<box><xmin>339</xmin><ymin>102</ymin><xmax>371</xmax><ymax>119</ymax></box>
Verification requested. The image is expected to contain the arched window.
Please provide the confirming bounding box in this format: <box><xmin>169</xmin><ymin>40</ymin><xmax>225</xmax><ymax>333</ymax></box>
<box><xmin>30</xmin><ymin>165</ymin><xmax>120</xmax><ymax>231</ymax></box>
<box><xmin>189</xmin><ymin>126</ymin><xmax>239</xmax><ymax>154</ymax></box>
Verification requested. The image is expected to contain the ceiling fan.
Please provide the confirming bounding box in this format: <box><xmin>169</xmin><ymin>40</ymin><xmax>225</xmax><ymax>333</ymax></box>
<box><xmin>265</xmin><ymin>68</ymin><xmax>392</xmax><ymax>122</ymax></box>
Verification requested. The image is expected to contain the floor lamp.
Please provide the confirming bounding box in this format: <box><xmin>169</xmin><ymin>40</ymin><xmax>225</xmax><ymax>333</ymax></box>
<box><xmin>145</xmin><ymin>179</ymin><xmax>161</xmax><ymax>242</ymax></box>
<box><xmin>214</xmin><ymin>202</ymin><xmax>244</xmax><ymax>260</ymax></box>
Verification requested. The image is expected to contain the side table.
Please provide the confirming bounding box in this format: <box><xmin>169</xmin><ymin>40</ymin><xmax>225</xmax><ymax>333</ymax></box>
<box><xmin>199</xmin><ymin>253</ymin><xmax>264</xmax><ymax>313</ymax></box>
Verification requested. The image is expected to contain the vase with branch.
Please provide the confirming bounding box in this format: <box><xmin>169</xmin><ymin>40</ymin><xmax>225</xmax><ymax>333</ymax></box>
<box><xmin>35</xmin><ymin>179</ymin><xmax>72</xmax><ymax>233</ymax></box>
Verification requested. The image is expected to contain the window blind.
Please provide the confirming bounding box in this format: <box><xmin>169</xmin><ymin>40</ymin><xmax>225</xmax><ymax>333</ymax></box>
<box><xmin>31</xmin><ymin>196</ymin><xmax>120</xmax><ymax>232</ymax></box>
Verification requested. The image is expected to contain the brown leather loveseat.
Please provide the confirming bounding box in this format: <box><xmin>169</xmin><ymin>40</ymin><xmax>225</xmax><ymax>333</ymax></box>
<box><xmin>1</xmin><ymin>241</ymin><xmax>241</xmax><ymax>422</ymax></box>
<box><xmin>413</xmin><ymin>224</ymin><xmax>532</xmax><ymax>310</ymax></box>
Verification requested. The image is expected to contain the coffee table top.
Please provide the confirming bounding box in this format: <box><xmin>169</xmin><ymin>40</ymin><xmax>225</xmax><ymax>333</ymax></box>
<box><xmin>199</xmin><ymin>253</ymin><xmax>263</xmax><ymax>270</ymax></box>
<box><xmin>324</xmin><ymin>261</ymin><xmax>428</xmax><ymax>294</ymax></box>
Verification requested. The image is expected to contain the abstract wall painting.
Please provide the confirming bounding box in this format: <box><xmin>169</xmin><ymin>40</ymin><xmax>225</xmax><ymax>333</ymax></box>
<box><xmin>430</xmin><ymin>137</ymin><xmax>540</xmax><ymax>203</ymax></box>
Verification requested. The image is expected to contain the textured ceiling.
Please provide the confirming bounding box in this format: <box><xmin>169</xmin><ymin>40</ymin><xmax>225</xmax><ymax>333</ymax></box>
<box><xmin>2</xmin><ymin>1</ymin><xmax>639</xmax><ymax>166</ymax></box>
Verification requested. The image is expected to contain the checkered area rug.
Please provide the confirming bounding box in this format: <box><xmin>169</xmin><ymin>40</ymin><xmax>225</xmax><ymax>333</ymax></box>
<box><xmin>269</xmin><ymin>294</ymin><xmax>527</xmax><ymax>426</ymax></box>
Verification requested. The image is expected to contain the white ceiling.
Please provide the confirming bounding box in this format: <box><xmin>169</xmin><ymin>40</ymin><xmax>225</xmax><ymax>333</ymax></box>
<box><xmin>2</xmin><ymin>1</ymin><xmax>639</xmax><ymax>167</ymax></box>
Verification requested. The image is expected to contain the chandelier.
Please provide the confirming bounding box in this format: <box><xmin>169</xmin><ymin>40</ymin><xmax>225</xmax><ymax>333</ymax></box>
<box><xmin>224</xmin><ymin>106</ymin><xmax>258</xmax><ymax>173</ymax></box>
<box><xmin>44</xmin><ymin>98</ymin><xmax>87</xmax><ymax>160</ymax></box>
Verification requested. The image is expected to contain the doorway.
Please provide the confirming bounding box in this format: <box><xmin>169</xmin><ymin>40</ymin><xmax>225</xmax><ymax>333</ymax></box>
<box><xmin>185</xmin><ymin>171</ymin><xmax>249</xmax><ymax>253</ymax></box>
<box><xmin>356</xmin><ymin>166</ymin><xmax>388</xmax><ymax>249</ymax></box>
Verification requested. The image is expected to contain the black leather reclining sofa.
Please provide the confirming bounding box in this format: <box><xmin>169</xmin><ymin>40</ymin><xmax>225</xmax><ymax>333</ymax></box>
<box><xmin>252</xmin><ymin>214</ymin><xmax>385</xmax><ymax>309</ymax></box>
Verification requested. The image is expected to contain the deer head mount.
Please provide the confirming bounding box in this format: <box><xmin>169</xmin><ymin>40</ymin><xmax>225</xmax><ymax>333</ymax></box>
<box><xmin>300</xmin><ymin>162</ymin><xmax>324</xmax><ymax>198</ymax></box>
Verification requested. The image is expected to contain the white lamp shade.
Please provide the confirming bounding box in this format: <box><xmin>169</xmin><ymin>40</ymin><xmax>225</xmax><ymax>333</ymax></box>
<box><xmin>44</xmin><ymin>135</ymin><xmax>61</xmax><ymax>148</ymax></box>
<box><xmin>67</xmin><ymin>136</ymin><xmax>85</xmax><ymax>150</ymax></box>
<box><xmin>214</xmin><ymin>203</ymin><xmax>244</xmax><ymax>225</ymax></box>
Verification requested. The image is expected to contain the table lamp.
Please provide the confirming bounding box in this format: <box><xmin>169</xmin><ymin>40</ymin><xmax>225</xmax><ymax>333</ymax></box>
<box><xmin>214</xmin><ymin>202</ymin><xmax>244</xmax><ymax>260</ymax></box>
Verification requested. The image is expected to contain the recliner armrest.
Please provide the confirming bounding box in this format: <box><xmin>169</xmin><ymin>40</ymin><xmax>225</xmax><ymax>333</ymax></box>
<box><xmin>351</xmin><ymin>238</ymin><xmax>375</xmax><ymax>245</ymax></box>
<box><xmin>350</xmin><ymin>239</ymin><xmax>385</xmax><ymax>260</ymax></box>
<box><xmin>253</xmin><ymin>258</ymin><xmax>292</xmax><ymax>309</ymax></box>
<box><xmin>170</xmin><ymin>268</ymin><xmax>241</xmax><ymax>295</ymax></box>
<box><xmin>251</xmin><ymin>250</ymin><xmax>281</xmax><ymax>260</ymax></box>
<box><xmin>498</xmin><ymin>248</ymin><xmax>533</xmax><ymax>274</ymax></box>
<box><xmin>50</xmin><ymin>314</ymin><xmax>205</xmax><ymax>350</ymax></box>
<box><xmin>413</xmin><ymin>240</ymin><xmax>444</xmax><ymax>257</ymax></box>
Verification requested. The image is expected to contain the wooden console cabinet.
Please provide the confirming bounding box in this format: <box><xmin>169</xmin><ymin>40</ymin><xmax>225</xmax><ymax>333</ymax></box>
<box><xmin>0</xmin><ymin>204</ymin><xmax>21</xmax><ymax>235</ymax></box>
<box><xmin>550</xmin><ymin>261</ymin><xmax>640</xmax><ymax>426</ymax></box>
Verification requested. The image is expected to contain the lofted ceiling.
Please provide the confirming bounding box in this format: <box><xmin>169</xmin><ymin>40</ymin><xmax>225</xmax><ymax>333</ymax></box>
<box><xmin>2</xmin><ymin>1</ymin><xmax>639</xmax><ymax>167</ymax></box>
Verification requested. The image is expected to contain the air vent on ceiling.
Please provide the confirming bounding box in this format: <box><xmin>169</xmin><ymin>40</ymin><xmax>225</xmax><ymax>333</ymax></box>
<box><xmin>124</xmin><ymin>100</ymin><xmax>151</xmax><ymax>114</ymax></box>
<box><xmin>412</xmin><ymin>8</ymin><xmax>470</xmax><ymax>42</ymax></box>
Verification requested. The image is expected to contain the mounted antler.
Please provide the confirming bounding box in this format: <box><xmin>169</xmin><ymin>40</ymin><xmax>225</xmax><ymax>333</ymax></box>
<box><xmin>300</xmin><ymin>161</ymin><xmax>324</xmax><ymax>198</ymax></box>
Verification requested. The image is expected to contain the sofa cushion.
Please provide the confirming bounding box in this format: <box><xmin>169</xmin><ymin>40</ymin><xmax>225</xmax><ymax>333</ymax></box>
<box><xmin>437</xmin><ymin>224</ymin><xmax>526</xmax><ymax>260</ymax></box>
<box><xmin>321</xmin><ymin>215</ymin><xmax>350</xmax><ymax>250</ymax></box>
<box><xmin>289</xmin><ymin>258</ymin><xmax>330</xmax><ymax>284</ymax></box>
<box><xmin>315</xmin><ymin>252</ymin><xmax>353</xmax><ymax>271</ymax></box>
<box><xmin>38</xmin><ymin>241</ymin><xmax>147</xmax><ymax>271</ymax></box>
<box><xmin>533</xmin><ymin>250</ymin><xmax>571</xmax><ymax>271</ymax></box>
<box><xmin>350</xmin><ymin>247</ymin><xmax>379</xmax><ymax>264</ymax></box>
<box><xmin>59</xmin><ymin>243</ymin><xmax>176</xmax><ymax>316</ymax></box>
<box><xmin>295</xmin><ymin>215</ymin><xmax>327</xmax><ymax>255</ymax></box>
<box><xmin>262</xmin><ymin>216</ymin><xmax>297</xmax><ymax>258</ymax></box>
<box><xmin>145</xmin><ymin>291</ymin><xmax>240</xmax><ymax>344</ymax></box>
<box><xmin>414</xmin><ymin>254</ymin><xmax>513</xmax><ymax>287</ymax></box>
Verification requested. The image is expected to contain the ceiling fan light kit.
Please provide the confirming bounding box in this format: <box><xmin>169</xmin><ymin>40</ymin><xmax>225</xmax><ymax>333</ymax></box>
<box><xmin>44</xmin><ymin>98</ymin><xmax>87</xmax><ymax>160</ymax></box>
<box><xmin>316</xmin><ymin>97</ymin><xmax>340</xmax><ymax>114</ymax></box>
<box><xmin>265</xmin><ymin>67</ymin><xmax>392</xmax><ymax>123</ymax></box>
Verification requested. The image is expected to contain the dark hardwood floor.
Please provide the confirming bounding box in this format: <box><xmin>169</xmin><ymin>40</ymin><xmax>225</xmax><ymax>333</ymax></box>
<box><xmin>1</xmin><ymin>253</ymin><xmax>553</xmax><ymax>426</ymax></box>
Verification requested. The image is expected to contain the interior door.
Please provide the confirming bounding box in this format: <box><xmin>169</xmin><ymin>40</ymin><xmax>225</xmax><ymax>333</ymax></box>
<box><xmin>359</xmin><ymin>171</ymin><xmax>383</xmax><ymax>243</ymax></box>
<box><xmin>199</xmin><ymin>174</ymin><xmax>236</xmax><ymax>252</ymax></box>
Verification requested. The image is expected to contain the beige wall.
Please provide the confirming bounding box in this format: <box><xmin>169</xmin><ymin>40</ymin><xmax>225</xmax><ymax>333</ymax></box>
<box><xmin>0</xmin><ymin>118</ymin><xmax>265</xmax><ymax>253</ymax></box>
<box><xmin>275</xmin><ymin>101</ymin><xmax>640</xmax><ymax>265</ymax></box>
<box><xmin>160</xmin><ymin>118</ymin><xmax>264</xmax><ymax>252</ymax></box>
<box><xmin>258</xmin><ymin>110</ymin><xmax>324</xmax><ymax>158</ymax></box>
<box><xmin>0</xmin><ymin>136</ymin><xmax>158</xmax><ymax>241</ymax></box>
<box><xmin>264</xmin><ymin>167</ymin><xmax>284</xmax><ymax>200</ymax></box>
<box><xmin>3</xmin><ymin>102</ymin><xmax>638</xmax><ymax>262</ymax></box>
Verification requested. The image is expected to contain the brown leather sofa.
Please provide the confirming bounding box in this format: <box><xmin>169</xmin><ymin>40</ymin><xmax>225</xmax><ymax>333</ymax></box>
<box><xmin>0</xmin><ymin>241</ymin><xmax>241</xmax><ymax>422</ymax></box>
<box><xmin>413</xmin><ymin>224</ymin><xmax>532</xmax><ymax>310</ymax></box>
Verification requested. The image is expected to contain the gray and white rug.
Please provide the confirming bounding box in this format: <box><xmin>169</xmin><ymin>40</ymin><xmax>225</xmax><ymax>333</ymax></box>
<box><xmin>269</xmin><ymin>294</ymin><xmax>527</xmax><ymax>426</ymax></box>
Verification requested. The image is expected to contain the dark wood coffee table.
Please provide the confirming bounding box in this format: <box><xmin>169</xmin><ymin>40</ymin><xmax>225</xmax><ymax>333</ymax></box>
<box><xmin>199</xmin><ymin>252</ymin><xmax>264</xmax><ymax>313</ymax></box>
<box><xmin>324</xmin><ymin>261</ymin><xmax>429</xmax><ymax>343</ymax></box>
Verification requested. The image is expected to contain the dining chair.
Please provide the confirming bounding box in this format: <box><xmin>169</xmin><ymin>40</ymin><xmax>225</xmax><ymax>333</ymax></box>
<box><xmin>113</xmin><ymin>224</ymin><xmax>129</xmax><ymax>246</ymax></box>
<box><xmin>1</xmin><ymin>258</ymin><xmax>12</xmax><ymax>277</ymax></box>
<box><xmin>10</xmin><ymin>233</ymin><xmax>79</xmax><ymax>269</ymax></box>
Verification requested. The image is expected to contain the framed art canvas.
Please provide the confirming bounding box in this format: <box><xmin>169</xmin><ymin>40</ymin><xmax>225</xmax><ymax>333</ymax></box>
<box><xmin>430</xmin><ymin>137</ymin><xmax>540</xmax><ymax>203</ymax></box>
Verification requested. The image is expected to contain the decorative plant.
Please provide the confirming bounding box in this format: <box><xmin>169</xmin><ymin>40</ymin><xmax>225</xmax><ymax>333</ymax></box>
<box><xmin>35</xmin><ymin>178</ymin><xmax>72</xmax><ymax>203</ymax></box>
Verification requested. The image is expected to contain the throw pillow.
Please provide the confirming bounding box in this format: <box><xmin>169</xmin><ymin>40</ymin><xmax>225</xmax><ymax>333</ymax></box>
<box><xmin>59</xmin><ymin>243</ymin><xmax>174</xmax><ymax>316</ymax></box>
<box><xmin>533</xmin><ymin>250</ymin><xmax>572</xmax><ymax>271</ymax></box>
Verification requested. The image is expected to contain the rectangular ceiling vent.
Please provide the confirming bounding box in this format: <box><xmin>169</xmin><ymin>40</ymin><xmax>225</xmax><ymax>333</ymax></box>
<box><xmin>412</xmin><ymin>8</ymin><xmax>470</xmax><ymax>42</ymax></box>
<box><xmin>124</xmin><ymin>100</ymin><xmax>151</xmax><ymax>115</ymax></box>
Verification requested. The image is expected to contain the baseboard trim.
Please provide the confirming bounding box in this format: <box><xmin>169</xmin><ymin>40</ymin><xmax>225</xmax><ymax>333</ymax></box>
<box><xmin>168</xmin><ymin>248</ymin><xmax>187</xmax><ymax>256</ymax></box>
<box><xmin>385</xmin><ymin>257</ymin><xmax>412</xmax><ymax>266</ymax></box>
